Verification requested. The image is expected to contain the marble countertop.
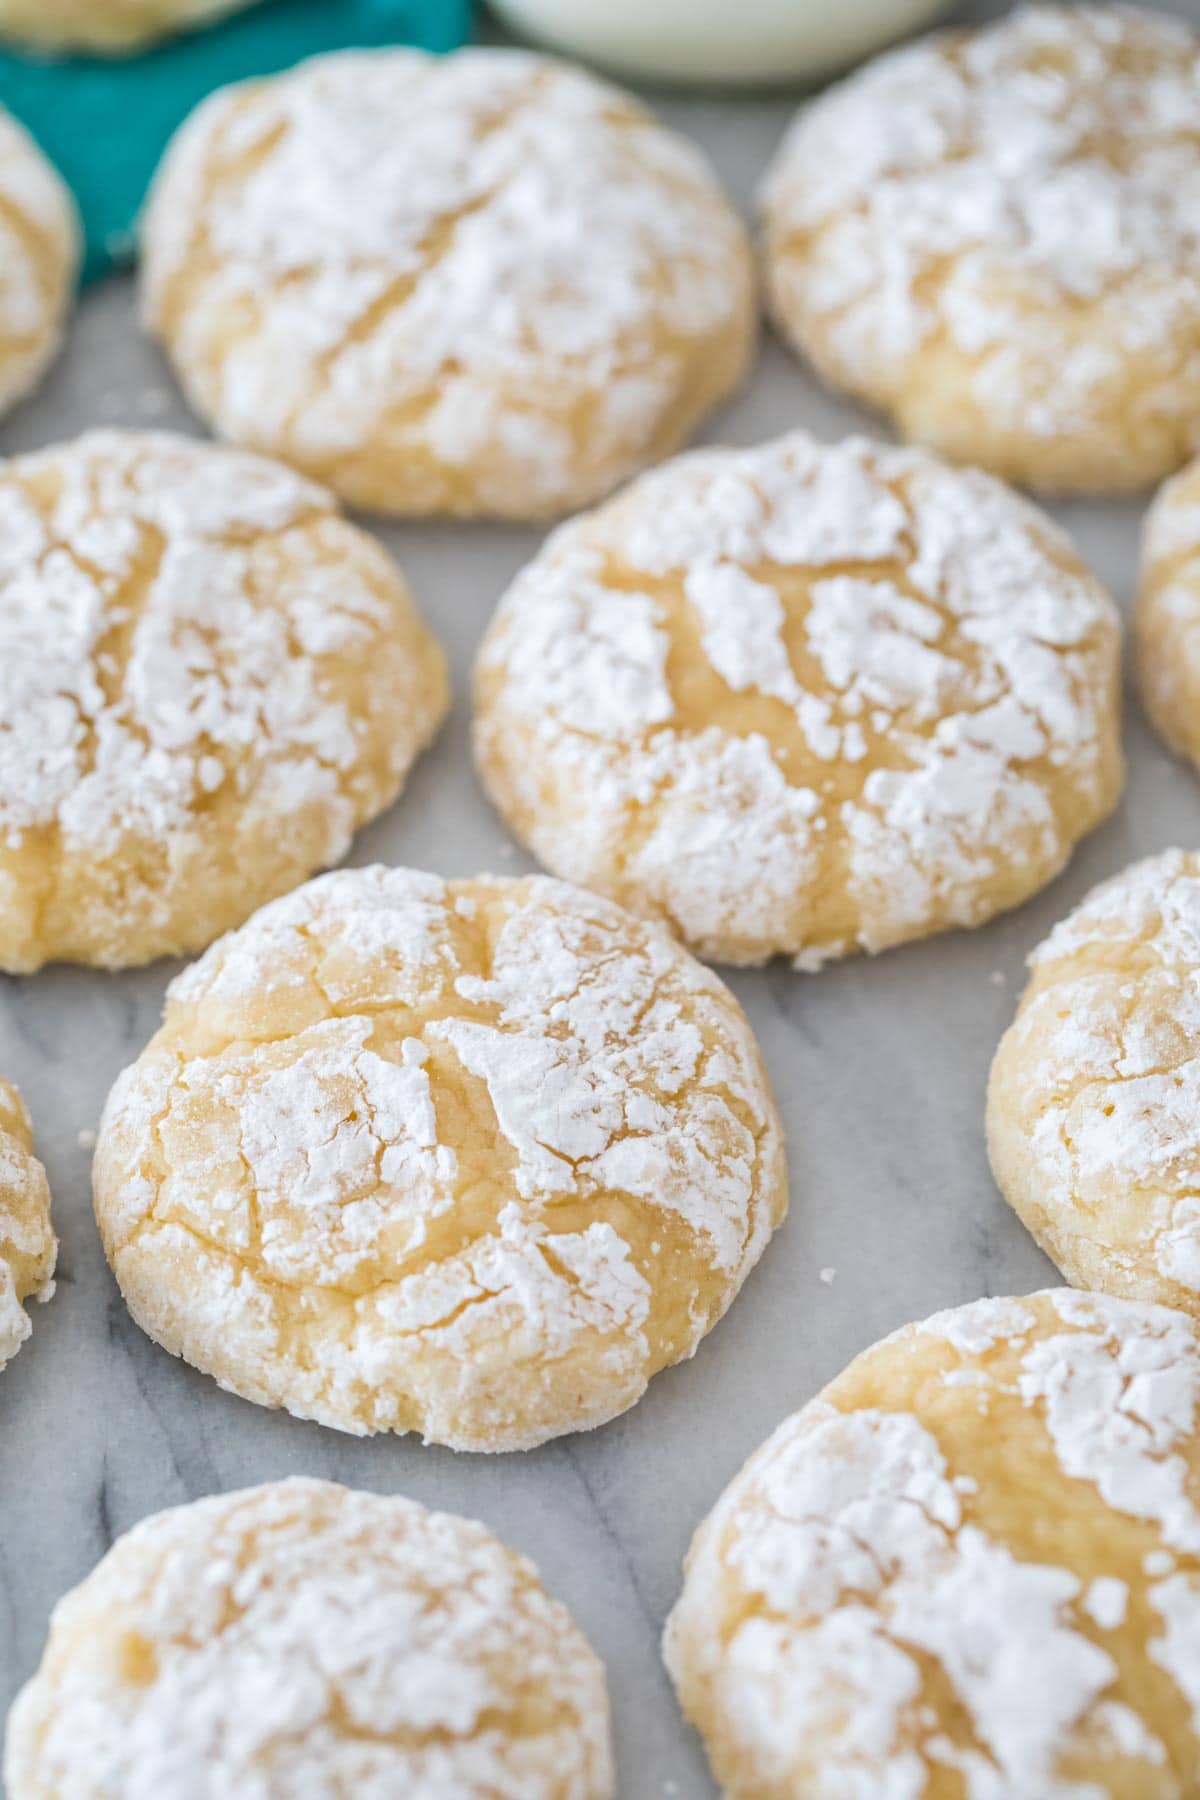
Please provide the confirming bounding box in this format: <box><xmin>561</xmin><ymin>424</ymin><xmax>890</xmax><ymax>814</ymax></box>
<box><xmin>3</xmin><ymin>11</ymin><xmax>1200</xmax><ymax>1794</ymax></box>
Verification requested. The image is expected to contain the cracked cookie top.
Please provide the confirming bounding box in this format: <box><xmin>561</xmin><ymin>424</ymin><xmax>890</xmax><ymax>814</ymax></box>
<box><xmin>989</xmin><ymin>849</ymin><xmax>1200</xmax><ymax>1316</ymax></box>
<box><xmin>0</xmin><ymin>1078</ymin><xmax>54</xmax><ymax>1374</ymax></box>
<box><xmin>666</xmin><ymin>1290</ymin><xmax>1200</xmax><ymax>1799</ymax></box>
<box><xmin>4</xmin><ymin>1478</ymin><xmax>613</xmax><ymax>1799</ymax></box>
<box><xmin>761</xmin><ymin>5</ymin><xmax>1200</xmax><ymax>495</ymax></box>
<box><xmin>140</xmin><ymin>48</ymin><xmax>755</xmax><ymax>521</ymax></box>
<box><xmin>92</xmin><ymin>866</ymin><xmax>787</xmax><ymax>1450</ymax></box>
<box><xmin>0</xmin><ymin>430</ymin><xmax>447</xmax><ymax>971</ymax></box>
<box><xmin>473</xmin><ymin>430</ymin><xmax>1122</xmax><ymax>967</ymax></box>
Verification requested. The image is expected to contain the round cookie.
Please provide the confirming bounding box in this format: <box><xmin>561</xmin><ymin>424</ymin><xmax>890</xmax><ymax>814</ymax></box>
<box><xmin>0</xmin><ymin>430</ymin><xmax>447</xmax><ymax>972</ymax></box>
<box><xmin>666</xmin><ymin>1289</ymin><xmax>1200</xmax><ymax>1798</ymax></box>
<box><xmin>0</xmin><ymin>109</ymin><xmax>76</xmax><ymax>420</ymax></box>
<box><xmin>93</xmin><ymin>865</ymin><xmax>787</xmax><ymax>1450</ymax></box>
<box><xmin>473</xmin><ymin>430</ymin><xmax>1123</xmax><ymax>968</ymax></box>
<box><xmin>1137</xmin><ymin>455</ymin><xmax>1200</xmax><ymax>773</ymax></box>
<box><xmin>0</xmin><ymin>0</ymin><xmax>255</xmax><ymax>52</ymax></box>
<box><xmin>0</xmin><ymin>1079</ymin><xmax>54</xmax><ymax>1373</ymax></box>
<box><xmin>761</xmin><ymin>5</ymin><xmax>1200</xmax><ymax>496</ymax></box>
<box><xmin>5</xmin><ymin>1477</ymin><xmax>613</xmax><ymax>1799</ymax></box>
<box><xmin>988</xmin><ymin>849</ymin><xmax>1200</xmax><ymax>1313</ymax></box>
<box><xmin>140</xmin><ymin>48</ymin><xmax>755</xmax><ymax>521</ymax></box>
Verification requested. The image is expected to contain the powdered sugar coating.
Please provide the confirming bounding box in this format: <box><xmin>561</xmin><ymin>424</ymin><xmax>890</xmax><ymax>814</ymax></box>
<box><xmin>0</xmin><ymin>1078</ymin><xmax>54</xmax><ymax>1373</ymax></box>
<box><xmin>762</xmin><ymin>5</ymin><xmax>1200</xmax><ymax>495</ymax></box>
<box><xmin>474</xmin><ymin>430</ymin><xmax>1122</xmax><ymax>967</ymax></box>
<box><xmin>141</xmin><ymin>48</ymin><xmax>755</xmax><ymax>521</ymax></box>
<box><xmin>93</xmin><ymin>866</ymin><xmax>786</xmax><ymax>1450</ymax></box>
<box><xmin>665</xmin><ymin>1290</ymin><xmax>1200</xmax><ymax>1798</ymax></box>
<box><xmin>1137</xmin><ymin>454</ymin><xmax>1200</xmax><ymax>775</ymax></box>
<box><xmin>0</xmin><ymin>107</ymin><xmax>76</xmax><ymax>417</ymax></box>
<box><xmin>0</xmin><ymin>0</ymin><xmax>254</xmax><ymax>51</ymax></box>
<box><xmin>0</xmin><ymin>430</ymin><xmax>447</xmax><ymax>970</ymax></box>
<box><xmin>4</xmin><ymin>1478</ymin><xmax>613</xmax><ymax>1799</ymax></box>
<box><xmin>988</xmin><ymin>850</ymin><xmax>1200</xmax><ymax>1318</ymax></box>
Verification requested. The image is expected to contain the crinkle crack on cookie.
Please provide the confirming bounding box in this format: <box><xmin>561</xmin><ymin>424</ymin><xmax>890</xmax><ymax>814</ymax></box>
<box><xmin>4</xmin><ymin>1478</ymin><xmax>614</xmax><ymax>1799</ymax></box>
<box><xmin>0</xmin><ymin>0</ymin><xmax>256</xmax><ymax>52</ymax></box>
<box><xmin>761</xmin><ymin>4</ymin><xmax>1200</xmax><ymax>496</ymax></box>
<box><xmin>989</xmin><ymin>849</ymin><xmax>1200</xmax><ymax>1315</ymax></box>
<box><xmin>0</xmin><ymin>108</ymin><xmax>77</xmax><ymax>418</ymax></box>
<box><xmin>0</xmin><ymin>1079</ymin><xmax>54</xmax><ymax>1373</ymax></box>
<box><xmin>93</xmin><ymin>867</ymin><xmax>787</xmax><ymax>1450</ymax></box>
<box><xmin>1137</xmin><ymin>455</ymin><xmax>1200</xmax><ymax>775</ymax></box>
<box><xmin>473</xmin><ymin>430</ymin><xmax>1123</xmax><ymax>967</ymax></box>
<box><xmin>0</xmin><ymin>430</ymin><xmax>448</xmax><ymax>972</ymax></box>
<box><xmin>666</xmin><ymin>1290</ymin><xmax>1200</xmax><ymax>1799</ymax></box>
<box><xmin>141</xmin><ymin>47</ymin><xmax>756</xmax><ymax>520</ymax></box>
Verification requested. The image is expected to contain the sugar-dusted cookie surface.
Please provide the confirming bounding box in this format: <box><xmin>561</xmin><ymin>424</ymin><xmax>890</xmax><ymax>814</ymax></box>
<box><xmin>761</xmin><ymin>5</ymin><xmax>1200</xmax><ymax>496</ymax></box>
<box><xmin>0</xmin><ymin>430</ymin><xmax>447</xmax><ymax>971</ymax></box>
<box><xmin>0</xmin><ymin>1078</ymin><xmax>54</xmax><ymax>1373</ymax></box>
<box><xmin>666</xmin><ymin>1289</ymin><xmax>1200</xmax><ymax>1798</ymax></box>
<box><xmin>988</xmin><ymin>849</ymin><xmax>1200</xmax><ymax>1313</ymax></box>
<box><xmin>0</xmin><ymin>109</ymin><xmax>76</xmax><ymax>418</ymax></box>
<box><xmin>1138</xmin><ymin>455</ymin><xmax>1200</xmax><ymax>774</ymax></box>
<box><xmin>141</xmin><ymin>48</ymin><xmax>755</xmax><ymax>520</ymax></box>
<box><xmin>0</xmin><ymin>0</ymin><xmax>254</xmax><ymax>51</ymax></box>
<box><xmin>474</xmin><ymin>431</ymin><xmax>1123</xmax><ymax>967</ymax></box>
<box><xmin>5</xmin><ymin>1477</ymin><xmax>613</xmax><ymax>1798</ymax></box>
<box><xmin>93</xmin><ymin>867</ymin><xmax>787</xmax><ymax>1450</ymax></box>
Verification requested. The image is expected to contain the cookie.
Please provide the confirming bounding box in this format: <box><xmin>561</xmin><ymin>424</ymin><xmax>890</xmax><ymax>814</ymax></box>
<box><xmin>5</xmin><ymin>1477</ymin><xmax>613</xmax><ymax>1798</ymax></box>
<box><xmin>93</xmin><ymin>866</ymin><xmax>787</xmax><ymax>1450</ymax></box>
<box><xmin>0</xmin><ymin>109</ymin><xmax>76</xmax><ymax>418</ymax></box>
<box><xmin>761</xmin><ymin>5</ymin><xmax>1200</xmax><ymax>496</ymax></box>
<box><xmin>666</xmin><ymin>1289</ymin><xmax>1200</xmax><ymax>1798</ymax></box>
<box><xmin>0</xmin><ymin>0</ymin><xmax>254</xmax><ymax>51</ymax></box>
<box><xmin>140</xmin><ymin>48</ymin><xmax>755</xmax><ymax>520</ymax></box>
<box><xmin>473</xmin><ymin>431</ymin><xmax>1123</xmax><ymax>967</ymax></box>
<box><xmin>988</xmin><ymin>849</ymin><xmax>1200</xmax><ymax>1313</ymax></box>
<box><xmin>0</xmin><ymin>430</ymin><xmax>447</xmax><ymax>971</ymax></box>
<box><xmin>0</xmin><ymin>1079</ymin><xmax>54</xmax><ymax>1373</ymax></box>
<box><xmin>1137</xmin><ymin>454</ymin><xmax>1200</xmax><ymax>773</ymax></box>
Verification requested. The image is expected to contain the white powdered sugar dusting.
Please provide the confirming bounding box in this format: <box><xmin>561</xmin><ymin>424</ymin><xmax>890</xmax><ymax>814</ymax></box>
<box><xmin>1019</xmin><ymin>1293</ymin><xmax>1200</xmax><ymax>1552</ymax></box>
<box><xmin>994</xmin><ymin>851</ymin><xmax>1200</xmax><ymax>1308</ymax></box>
<box><xmin>1083</xmin><ymin>1578</ymin><xmax>1128</xmax><ymax>1631</ymax></box>
<box><xmin>0</xmin><ymin>1258</ymin><xmax>29</xmax><ymax>1368</ymax></box>
<box><xmin>665</xmin><ymin>1290</ymin><xmax>1200</xmax><ymax>1795</ymax></box>
<box><xmin>3</xmin><ymin>1478</ymin><xmax>613</xmax><ymax>1798</ymax></box>
<box><xmin>680</xmin><ymin>1405</ymin><xmax>1115</xmax><ymax>1796</ymax></box>
<box><xmin>0</xmin><ymin>429</ymin><xmax>420</xmax><ymax>856</ymax></box>
<box><xmin>762</xmin><ymin>5</ymin><xmax>1200</xmax><ymax>444</ymax></box>
<box><xmin>141</xmin><ymin>48</ymin><xmax>751</xmax><ymax>515</ymax></box>
<box><xmin>1148</xmin><ymin>1572</ymin><xmax>1200</xmax><ymax>1739</ymax></box>
<box><xmin>94</xmin><ymin>867</ymin><xmax>784</xmax><ymax>1449</ymax></box>
<box><xmin>919</xmin><ymin>1294</ymin><xmax>1037</xmax><ymax>1356</ymax></box>
<box><xmin>684</xmin><ymin>563</ymin><xmax>801</xmax><ymax>706</ymax></box>
<box><xmin>1029</xmin><ymin>848</ymin><xmax>1200</xmax><ymax>972</ymax></box>
<box><xmin>475</xmin><ymin>429</ymin><xmax>1120</xmax><ymax>965</ymax></box>
<box><xmin>0</xmin><ymin>1080</ymin><xmax>54</xmax><ymax>1373</ymax></box>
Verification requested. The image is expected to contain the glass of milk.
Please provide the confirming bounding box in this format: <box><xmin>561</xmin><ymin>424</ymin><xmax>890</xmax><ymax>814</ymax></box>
<box><xmin>487</xmin><ymin>0</ymin><xmax>956</xmax><ymax>86</ymax></box>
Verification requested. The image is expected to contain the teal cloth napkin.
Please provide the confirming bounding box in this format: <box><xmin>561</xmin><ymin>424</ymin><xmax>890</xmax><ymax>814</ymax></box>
<box><xmin>0</xmin><ymin>0</ymin><xmax>472</xmax><ymax>282</ymax></box>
